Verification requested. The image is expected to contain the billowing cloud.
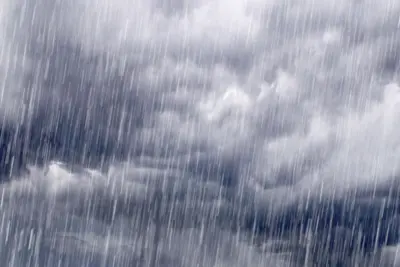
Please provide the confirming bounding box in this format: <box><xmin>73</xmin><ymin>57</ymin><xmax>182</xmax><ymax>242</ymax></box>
<box><xmin>1</xmin><ymin>0</ymin><xmax>400</xmax><ymax>265</ymax></box>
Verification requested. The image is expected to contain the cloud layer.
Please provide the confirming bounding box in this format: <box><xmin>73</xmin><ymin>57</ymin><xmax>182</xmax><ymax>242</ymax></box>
<box><xmin>1</xmin><ymin>0</ymin><xmax>400</xmax><ymax>265</ymax></box>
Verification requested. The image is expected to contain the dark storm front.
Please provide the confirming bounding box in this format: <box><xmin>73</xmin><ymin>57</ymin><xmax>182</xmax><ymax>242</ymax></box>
<box><xmin>1</xmin><ymin>0</ymin><xmax>400</xmax><ymax>266</ymax></box>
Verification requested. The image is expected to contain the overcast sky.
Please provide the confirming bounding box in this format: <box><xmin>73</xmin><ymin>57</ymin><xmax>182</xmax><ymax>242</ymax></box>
<box><xmin>1</xmin><ymin>0</ymin><xmax>400</xmax><ymax>266</ymax></box>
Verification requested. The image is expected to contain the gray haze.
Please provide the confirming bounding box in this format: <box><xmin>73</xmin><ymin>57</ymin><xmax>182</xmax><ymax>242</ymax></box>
<box><xmin>1</xmin><ymin>0</ymin><xmax>400</xmax><ymax>266</ymax></box>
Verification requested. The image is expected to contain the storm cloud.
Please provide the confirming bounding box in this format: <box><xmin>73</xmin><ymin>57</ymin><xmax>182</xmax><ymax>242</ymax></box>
<box><xmin>1</xmin><ymin>0</ymin><xmax>400</xmax><ymax>266</ymax></box>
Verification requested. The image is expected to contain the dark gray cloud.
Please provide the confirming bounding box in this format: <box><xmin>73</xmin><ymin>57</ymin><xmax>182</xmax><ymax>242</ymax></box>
<box><xmin>1</xmin><ymin>0</ymin><xmax>400</xmax><ymax>266</ymax></box>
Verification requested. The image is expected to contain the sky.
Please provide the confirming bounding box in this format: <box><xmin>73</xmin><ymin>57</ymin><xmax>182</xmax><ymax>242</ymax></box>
<box><xmin>1</xmin><ymin>0</ymin><xmax>400</xmax><ymax>266</ymax></box>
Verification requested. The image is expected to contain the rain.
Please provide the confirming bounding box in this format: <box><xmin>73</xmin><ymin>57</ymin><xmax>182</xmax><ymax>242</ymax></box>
<box><xmin>0</xmin><ymin>0</ymin><xmax>400</xmax><ymax>266</ymax></box>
